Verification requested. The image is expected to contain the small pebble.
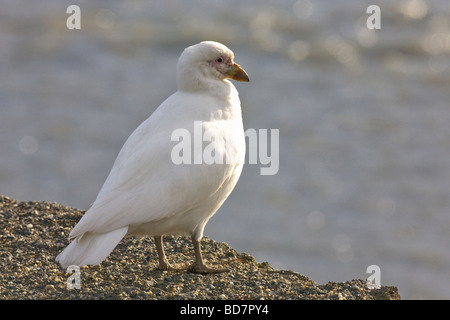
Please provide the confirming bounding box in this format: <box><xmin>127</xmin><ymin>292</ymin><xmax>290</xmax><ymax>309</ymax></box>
<box><xmin>45</xmin><ymin>285</ymin><xmax>55</xmax><ymax>292</ymax></box>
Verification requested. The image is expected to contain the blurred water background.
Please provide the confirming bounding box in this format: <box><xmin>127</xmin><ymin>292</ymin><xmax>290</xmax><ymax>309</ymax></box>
<box><xmin>1</xmin><ymin>0</ymin><xmax>450</xmax><ymax>299</ymax></box>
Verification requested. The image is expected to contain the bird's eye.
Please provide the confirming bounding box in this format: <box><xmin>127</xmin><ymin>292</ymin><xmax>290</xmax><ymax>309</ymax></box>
<box><xmin>216</xmin><ymin>57</ymin><xmax>223</xmax><ymax>63</ymax></box>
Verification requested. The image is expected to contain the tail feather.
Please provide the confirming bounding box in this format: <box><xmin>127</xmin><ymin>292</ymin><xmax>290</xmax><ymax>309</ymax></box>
<box><xmin>56</xmin><ymin>227</ymin><xmax>128</xmax><ymax>269</ymax></box>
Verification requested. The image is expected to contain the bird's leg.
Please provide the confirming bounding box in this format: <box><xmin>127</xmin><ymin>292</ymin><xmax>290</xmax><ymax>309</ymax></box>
<box><xmin>154</xmin><ymin>235</ymin><xmax>187</xmax><ymax>271</ymax></box>
<box><xmin>188</xmin><ymin>236</ymin><xmax>230</xmax><ymax>274</ymax></box>
<box><xmin>154</xmin><ymin>235</ymin><xmax>171</xmax><ymax>270</ymax></box>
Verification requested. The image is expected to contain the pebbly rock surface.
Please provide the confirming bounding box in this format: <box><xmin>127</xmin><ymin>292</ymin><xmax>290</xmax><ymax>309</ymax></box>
<box><xmin>0</xmin><ymin>194</ymin><xmax>400</xmax><ymax>300</ymax></box>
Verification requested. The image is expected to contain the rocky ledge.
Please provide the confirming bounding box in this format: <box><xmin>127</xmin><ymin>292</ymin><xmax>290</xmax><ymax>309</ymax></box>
<box><xmin>0</xmin><ymin>194</ymin><xmax>400</xmax><ymax>300</ymax></box>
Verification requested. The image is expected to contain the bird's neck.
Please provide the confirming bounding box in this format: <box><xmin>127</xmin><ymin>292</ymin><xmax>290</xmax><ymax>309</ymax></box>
<box><xmin>176</xmin><ymin>80</ymin><xmax>242</xmax><ymax>122</ymax></box>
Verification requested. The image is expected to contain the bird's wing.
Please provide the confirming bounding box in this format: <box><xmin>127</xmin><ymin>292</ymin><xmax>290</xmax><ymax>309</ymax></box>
<box><xmin>69</xmin><ymin>93</ymin><xmax>242</xmax><ymax>238</ymax></box>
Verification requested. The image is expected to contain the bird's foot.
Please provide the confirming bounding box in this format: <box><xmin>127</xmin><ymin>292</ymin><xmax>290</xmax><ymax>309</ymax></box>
<box><xmin>158</xmin><ymin>261</ymin><xmax>189</xmax><ymax>271</ymax></box>
<box><xmin>188</xmin><ymin>262</ymin><xmax>230</xmax><ymax>274</ymax></box>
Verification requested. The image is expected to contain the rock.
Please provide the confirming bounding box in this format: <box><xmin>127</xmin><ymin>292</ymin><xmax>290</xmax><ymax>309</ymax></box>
<box><xmin>0</xmin><ymin>194</ymin><xmax>400</xmax><ymax>300</ymax></box>
<box><xmin>44</xmin><ymin>284</ymin><xmax>55</xmax><ymax>292</ymax></box>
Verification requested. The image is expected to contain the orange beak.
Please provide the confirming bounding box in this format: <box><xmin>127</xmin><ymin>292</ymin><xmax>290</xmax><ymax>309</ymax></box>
<box><xmin>226</xmin><ymin>63</ymin><xmax>250</xmax><ymax>82</ymax></box>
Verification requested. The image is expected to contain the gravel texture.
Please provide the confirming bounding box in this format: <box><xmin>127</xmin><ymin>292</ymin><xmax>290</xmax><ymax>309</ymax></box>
<box><xmin>0</xmin><ymin>194</ymin><xmax>400</xmax><ymax>300</ymax></box>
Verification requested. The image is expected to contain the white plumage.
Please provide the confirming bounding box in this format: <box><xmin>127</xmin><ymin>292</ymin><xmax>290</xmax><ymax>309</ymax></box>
<box><xmin>56</xmin><ymin>41</ymin><xmax>249</xmax><ymax>273</ymax></box>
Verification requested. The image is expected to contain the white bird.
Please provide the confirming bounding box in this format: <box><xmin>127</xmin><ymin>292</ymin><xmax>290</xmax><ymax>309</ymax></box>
<box><xmin>56</xmin><ymin>41</ymin><xmax>249</xmax><ymax>274</ymax></box>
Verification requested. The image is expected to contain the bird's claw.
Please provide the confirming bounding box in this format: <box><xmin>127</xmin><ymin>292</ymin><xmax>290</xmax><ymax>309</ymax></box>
<box><xmin>158</xmin><ymin>261</ymin><xmax>189</xmax><ymax>272</ymax></box>
<box><xmin>187</xmin><ymin>262</ymin><xmax>230</xmax><ymax>274</ymax></box>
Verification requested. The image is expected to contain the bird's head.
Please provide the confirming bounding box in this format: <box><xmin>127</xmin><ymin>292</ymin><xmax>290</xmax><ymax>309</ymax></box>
<box><xmin>176</xmin><ymin>41</ymin><xmax>249</xmax><ymax>92</ymax></box>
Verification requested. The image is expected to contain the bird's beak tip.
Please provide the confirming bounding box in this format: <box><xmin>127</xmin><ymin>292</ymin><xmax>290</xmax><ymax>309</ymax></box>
<box><xmin>227</xmin><ymin>63</ymin><xmax>249</xmax><ymax>82</ymax></box>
